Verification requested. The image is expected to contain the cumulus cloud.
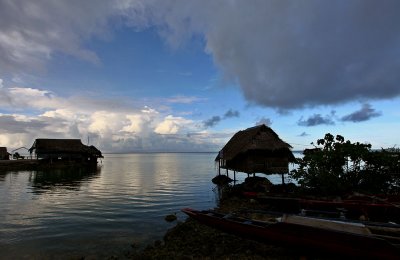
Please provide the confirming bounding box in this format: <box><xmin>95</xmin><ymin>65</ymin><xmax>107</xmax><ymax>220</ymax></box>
<box><xmin>3</xmin><ymin>1</ymin><xmax>400</xmax><ymax>109</ymax></box>
<box><xmin>341</xmin><ymin>103</ymin><xmax>382</xmax><ymax>122</ymax></box>
<box><xmin>298</xmin><ymin>113</ymin><xmax>335</xmax><ymax>127</ymax></box>
<box><xmin>154</xmin><ymin>115</ymin><xmax>193</xmax><ymax>135</ymax></box>
<box><xmin>0</xmin><ymin>82</ymin><xmax>221</xmax><ymax>152</ymax></box>
<box><xmin>0</xmin><ymin>114</ymin><xmax>48</xmax><ymax>134</ymax></box>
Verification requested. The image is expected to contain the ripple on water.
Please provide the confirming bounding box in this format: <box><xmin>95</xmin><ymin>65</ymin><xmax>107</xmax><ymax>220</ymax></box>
<box><xmin>0</xmin><ymin>153</ymin><xmax>218</xmax><ymax>258</ymax></box>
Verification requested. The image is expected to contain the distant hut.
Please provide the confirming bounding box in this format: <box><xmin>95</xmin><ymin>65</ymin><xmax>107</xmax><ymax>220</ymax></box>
<box><xmin>0</xmin><ymin>147</ymin><xmax>11</xmax><ymax>160</ymax></box>
<box><xmin>29</xmin><ymin>139</ymin><xmax>103</xmax><ymax>164</ymax></box>
<box><xmin>215</xmin><ymin>124</ymin><xmax>295</xmax><ymax>183</ymax></box>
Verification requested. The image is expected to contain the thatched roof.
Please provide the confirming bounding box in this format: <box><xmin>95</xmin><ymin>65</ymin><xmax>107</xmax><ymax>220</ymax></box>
<box><xmin>29</xmin><ymin>139</ymin><xmax>103</xmax><ymax>157</ymax></box>
<box><xmin>216</xmin><ymin>124</ymin><xmax>293</xmax><ymax>161</ymax></box>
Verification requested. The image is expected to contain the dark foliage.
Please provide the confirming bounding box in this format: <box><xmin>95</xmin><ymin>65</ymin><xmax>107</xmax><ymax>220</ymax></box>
<box><xmin>290</xmin><ymin>133</ymin><xmax>400</xmax><ymax>196</ymax></box>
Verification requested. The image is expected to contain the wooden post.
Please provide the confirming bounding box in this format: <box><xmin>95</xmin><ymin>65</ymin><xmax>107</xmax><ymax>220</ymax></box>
<box><xmin>218</xmin><ymin>160</ymin><xmax>221</xmax><ymax>175</ymax></box>
<box><xmin>281</xmin><ymin>173</ymin><xmax>285</xmax><ymax>185</ymax></box>
<box><xmin>234</xmin><ymin>171</ymin><xmax>236</xmax><ymax>182</ymax></box>
<box><xmin>226</xmin><ymin>168</ymin><xmax>229</xmax><ymax>178</ymax></box>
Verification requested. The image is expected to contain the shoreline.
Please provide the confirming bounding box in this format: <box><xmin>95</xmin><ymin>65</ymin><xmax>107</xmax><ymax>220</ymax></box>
<box><xmin>130</xmin><ymin>178</ymin><xmax>400</xmax><ymax>259</ymax></box>
<box><xmin>130</xmin><ymin>193</ymin><xmax>334</xmax><ymax>260</ymax></box>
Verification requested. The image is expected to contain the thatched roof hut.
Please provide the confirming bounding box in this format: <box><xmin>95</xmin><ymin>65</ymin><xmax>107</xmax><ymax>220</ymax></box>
<box><xmin>29</xmin><ymin>139</ymin><xmax>103</xmax><ymax>162</ymax></box>
<box><xmin>216</xmin><ymin>124</ymin><xmax>295</xmax><ymax>175</ymax></box>
<box><xmin>0</xmin><ymin>147</ymin><xmax>11</xmax><ymax>160</ymax></box>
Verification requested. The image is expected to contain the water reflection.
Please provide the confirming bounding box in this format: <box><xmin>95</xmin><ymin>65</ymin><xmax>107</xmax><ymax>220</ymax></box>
<box><xmin>0</xmin><ymin>153</ymin><xmax>217</xmax><ymax>259</ymax></box>
<box><xmin>28</xmin><ymin>166</ymin><xmax>101</xmax><ymax>194</ymax></box>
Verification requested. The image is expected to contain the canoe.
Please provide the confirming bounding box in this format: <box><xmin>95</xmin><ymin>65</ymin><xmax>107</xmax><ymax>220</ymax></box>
<box><xmin>242</xmin><ymin>193</ymin><xmax>400</xmax><ymax>222</ymax></box>
<box><xmin>182</xmin><ymin>208</ymin><xmax>400</xmax><ymax>259</ymax></box>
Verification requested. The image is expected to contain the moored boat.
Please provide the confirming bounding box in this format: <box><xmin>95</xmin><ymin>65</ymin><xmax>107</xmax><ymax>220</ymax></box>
<box><xmin>182</xmin><ymin>208</ymin><xmax>400</xmax><ymax>259</ymax></box>
<box><xmin>242</xmin><ymin>192</ymin><xmax>400</xmax><ymax>222</ymax></box>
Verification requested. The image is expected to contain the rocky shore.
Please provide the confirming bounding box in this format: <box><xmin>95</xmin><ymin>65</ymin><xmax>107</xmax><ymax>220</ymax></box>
<box><xmin>129</xmin><ymin>180</ymin><xmax>335</xmax><ymax>260</ymax></box>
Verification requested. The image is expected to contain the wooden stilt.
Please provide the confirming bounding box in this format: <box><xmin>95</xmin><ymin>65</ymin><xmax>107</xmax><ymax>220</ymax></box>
<box><xmin>218</xmin><ymin>160</ymin><xmax>221</xmax><ymax>175</ymax></box>
<box><xmin>226</xmin><ymin>168</ymin><xmax>229</xmax><ymax>178</ymax></box>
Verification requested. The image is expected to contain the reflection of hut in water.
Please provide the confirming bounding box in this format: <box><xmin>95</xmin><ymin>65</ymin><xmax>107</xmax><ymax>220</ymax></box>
<box><xmin>29</xmin><ymin>139</ymin><xmax>103</xmax><ymax>164</ymax></box>
<box><xmin>215</xmin><ymin>124</ymin><xmax>295</xmax><ymax>184</ymax></box>
<box><xmin>0</xmin><ymin>147</ymin><xmax>11</xmax><ymax>160</ymax></box>
<box><xmin>29</xmin><ymin>166</ymin><xmax>101</xmax><ymax>194</ymax></box>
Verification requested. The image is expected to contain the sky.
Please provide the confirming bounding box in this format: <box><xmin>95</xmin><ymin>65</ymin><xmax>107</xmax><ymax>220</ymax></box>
<box><xmin>1</xmin><ymin>0</ymin><xmax>400</xmax><ymax>153</ymax></box>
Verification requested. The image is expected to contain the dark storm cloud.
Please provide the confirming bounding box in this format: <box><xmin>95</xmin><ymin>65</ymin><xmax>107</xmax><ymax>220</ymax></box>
<box><xmin>341</xmin><ymin>103</ymin><xmax>382</xmax><ymax>122</ymax></box>
<box><xmin>298</xmin><ymin>114</ymin><xmax>335</xmax><ymax>127</ymax></box>
<box><xmin>127</xmin><ymin>1</ymin><xmax>400</xmax><ymax>109</ymax></box>
<box><xmin>3</xmin><ymin>1</ymin><xmax>400</xmax><ymax>110</ymax></box>
<box><xmin>0</xmin><ymin>0</ymin><xmax>110</xmax><ymax>73</ymax></box>
<box><xmin>203</xmin><ymin>1</ymin><xmax>400</xmax><ymax>109</ymax></box>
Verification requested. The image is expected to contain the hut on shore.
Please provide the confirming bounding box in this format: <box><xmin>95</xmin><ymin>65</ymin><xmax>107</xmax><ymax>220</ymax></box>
<box><xmin>0</xmin><ymin>147</ymin><xmax>11</xmax><ymax>160</ymax></box>
<box><xmin>29</xmin><ymin>139</ymin><xmax>103</xmax><ymax>164</ymax></box>
<box><xmin>215</xmin><ymin>124</ymin><xmax>295</xmax><ymax>183</ymax></box>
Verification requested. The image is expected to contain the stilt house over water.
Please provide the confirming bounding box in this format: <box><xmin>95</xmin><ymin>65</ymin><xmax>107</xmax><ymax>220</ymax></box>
<box><xmin>0</xmin><ymin>147</ymin><xmax>11</xmax><ymax>160</ymax></box>
<box><xmin>29</xmin><ymin>139</ymin><xmax>103</xmax><ymax>163</ymax></box>
<box><xmin>215</xmin><ymin>124</ymin><xmax>295</xmax><ymax>182</ymax></box>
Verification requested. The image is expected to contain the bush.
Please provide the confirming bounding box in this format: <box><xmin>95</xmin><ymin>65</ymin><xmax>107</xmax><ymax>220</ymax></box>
<box><xmin>290</xmin><ymin>133</ymin><xmax>400</xmax><ymax>196</ymax></box>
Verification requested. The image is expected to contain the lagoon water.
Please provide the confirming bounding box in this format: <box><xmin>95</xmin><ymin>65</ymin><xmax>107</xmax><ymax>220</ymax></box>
<box><xmin>0</xmin><ymin>153</ymin><xmax>293</xmax><ymax>259</ymax></box>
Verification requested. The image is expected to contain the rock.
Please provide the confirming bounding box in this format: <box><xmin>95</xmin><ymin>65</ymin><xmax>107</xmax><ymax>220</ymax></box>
<box><xmin>165</xmin><ymin>213</ymin><xmax>177</xmax><ymax>222</ymax></box>
<box><xmin>212</xmin><ymin>175</ymin><xmax>233</xmax><ymax>185</ymax></box>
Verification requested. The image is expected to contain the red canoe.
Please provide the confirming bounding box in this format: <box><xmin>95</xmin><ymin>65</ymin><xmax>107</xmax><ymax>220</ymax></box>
<box><xmin>242</xmin><ymin>192</ymin><xmax>400</xmax><ymax>222</ymax></box>
<box><xmin>182</xmin><ymin>208</ymin><xmax>400</xmax><ymax>259</ymax></box>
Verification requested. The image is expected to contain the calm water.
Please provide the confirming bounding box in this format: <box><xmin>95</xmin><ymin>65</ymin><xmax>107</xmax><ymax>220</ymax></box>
<box><xmin>0</xmin><ymin>153</ymin><xmax>294</xmax><ymax>259</ymax></box>
<box><xmin>0</xmin><ymin>153</ymin><xmax>220</xmax><ymax>258</ymax></box>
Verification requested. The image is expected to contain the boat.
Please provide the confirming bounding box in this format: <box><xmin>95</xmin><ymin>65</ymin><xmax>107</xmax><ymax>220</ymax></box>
<box><xmin>242</xmin><ymin>192</ymin><xmax>400</xmax><ymax>222</ymax></box>
<box><xmin>182</xmin><ymin>208</ymin><xmax>400</xmax><ymax>259</ymax></box>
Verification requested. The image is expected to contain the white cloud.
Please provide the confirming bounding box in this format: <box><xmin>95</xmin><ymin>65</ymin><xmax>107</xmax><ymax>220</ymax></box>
<box><xmin>154</xmin><ymin>115</ymin><xmax>193</xmax><ymax>135</ymax></box>
<box><xmin>88</xmin><ymin>111</ymin><xmax>127</xmax><ymax>138</ymax></box>
<box><xmin>165</xmin><ymin>95</ymin><xmax>206</xmax><ymax>104</ymax></box>
<box><xmin>0</xmin><ymin>82</ymin><xmax>221</xmax><ymax>152</ymax></box>
<box><xmin>41</xmin><ymin>109</ymin><xmax>77</xmax><ymax>120</ymax></box>
<box><xmin>122</xmin><ymin>112</ymin><xmax>155</xmax><ymax>134</ymax></box>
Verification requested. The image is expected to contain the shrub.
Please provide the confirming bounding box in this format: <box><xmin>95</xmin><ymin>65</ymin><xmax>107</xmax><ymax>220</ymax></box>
<box><xmin>290</xmin><ymin>133</ymin><xmax>399</xmax><ymax>196</ymax></box>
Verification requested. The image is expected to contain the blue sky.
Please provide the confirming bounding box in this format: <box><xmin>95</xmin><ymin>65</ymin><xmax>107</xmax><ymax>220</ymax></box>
<box><xmin>1</xmin><ymin>1</ymin><xmax>400</xmax><ymax>153</ymax></box>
